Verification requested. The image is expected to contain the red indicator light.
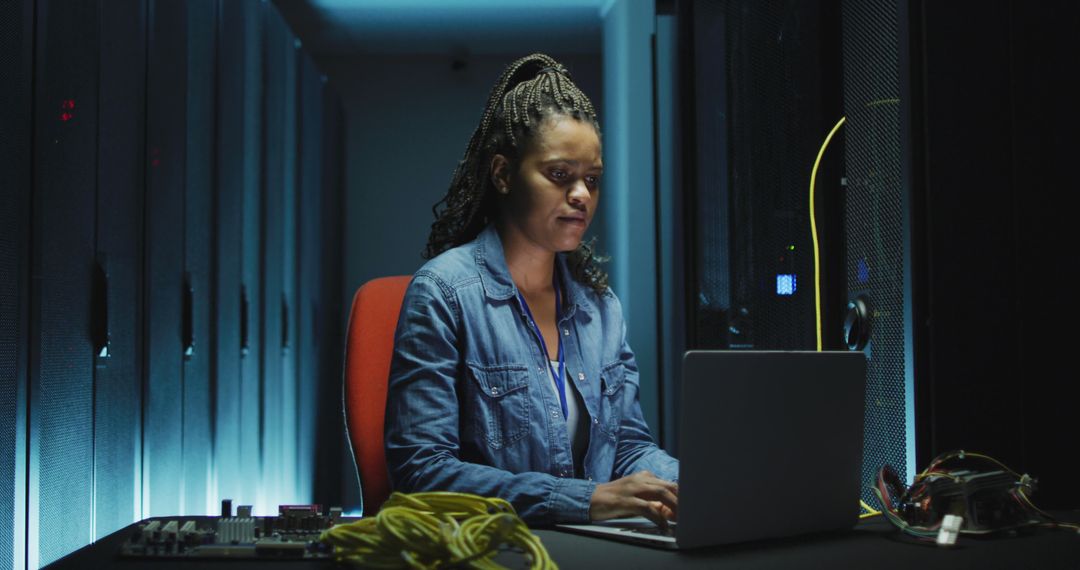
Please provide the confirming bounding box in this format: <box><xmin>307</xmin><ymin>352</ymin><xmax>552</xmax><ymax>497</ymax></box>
<box><xmin>59</xmin><ymin>99</ymin><xmax>76</xmax><ymax>122</ymax></box>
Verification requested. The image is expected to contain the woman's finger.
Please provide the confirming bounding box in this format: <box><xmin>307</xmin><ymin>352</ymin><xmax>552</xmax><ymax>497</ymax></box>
<box><xmin>642</xmin><ymin>484</ymin><xmax>678</xmax><ymax>516</ymax></box>
<box><xmin>631</xmin><ymin>498</ymin><xmax>669</xmax><ymax>528</ymax></box>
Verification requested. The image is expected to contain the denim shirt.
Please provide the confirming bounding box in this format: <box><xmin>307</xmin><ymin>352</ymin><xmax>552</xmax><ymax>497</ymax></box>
<box><xmin>384</xmin><ymin>224</ymin><xmax>679</xmax><ymax>525</ymax></box>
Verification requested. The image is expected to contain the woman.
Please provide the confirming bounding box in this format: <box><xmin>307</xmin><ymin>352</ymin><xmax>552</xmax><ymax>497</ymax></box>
<box><xmin>384</xmin><ymin>53</ymin><xmax>678</xmax><ymax>527</ymax></box>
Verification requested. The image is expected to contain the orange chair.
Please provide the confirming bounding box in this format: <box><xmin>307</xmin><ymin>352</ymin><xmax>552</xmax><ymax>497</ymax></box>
<box><xmin>343</xmin><ymin>275</ymin><xmax>412</xmax><ymax>515</ymax></box>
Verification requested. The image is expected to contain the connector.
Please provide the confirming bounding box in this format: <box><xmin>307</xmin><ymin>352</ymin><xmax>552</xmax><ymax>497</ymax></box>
<box><xmin>218</xmin><ymin>518</ymin><xmax>255</xmax><ymax>544</ymax></box>
<box><xmin>179</xmin><ymin>520</ymin><xmax>197</xmax><ymax>540</ymax></box>
<box><xmin>162</xmin><ymin>520</ymin><xmax>179</xmax><ymax>541</ymax></box>
<box><xmin>936</xmin><ymin>514</ymin><xmax>963</xmax><ymax>546</ymax></box>
<box><xmin>141</xmin><ymin>520</ymin><xmax>161</xmax><ymax>541</ymax></box>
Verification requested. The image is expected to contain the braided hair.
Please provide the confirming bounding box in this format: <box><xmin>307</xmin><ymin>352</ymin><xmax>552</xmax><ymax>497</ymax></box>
<box><xmin>424</xmin><ymin>53</ymin><xmax>610</xmax><ymax>295</ymax></box>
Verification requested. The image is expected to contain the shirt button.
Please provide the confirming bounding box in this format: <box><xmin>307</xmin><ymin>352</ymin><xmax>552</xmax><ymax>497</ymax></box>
<box><xmin>491</xmin><ymin>387</ymin><xmax>499</xmax><ymax>395</ymax></box>
<box><xmin>578</xmin><ymin>372</ymin><xmax>585</xmax><ymax>381</ymax></box>
<box><xmin>551</xmin><ymin>409</ymin><xmax>559</xmax><ymax>417</ymax></box>
<box><xmin>593</xmin><ymin>417</ymin><xmax>599</xmax><ymax>424</ymax></box>
<box><xmin>563</xmin><ymin>329</ymin><xmax>569</xmax><ymax>336</ymax></box>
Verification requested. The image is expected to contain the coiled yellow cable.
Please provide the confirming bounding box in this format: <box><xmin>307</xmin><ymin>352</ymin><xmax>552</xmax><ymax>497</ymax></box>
<box><xmin>320</xmin><ymin>492</ymin><xmax>557</xmax><ymax>569</ymax></box>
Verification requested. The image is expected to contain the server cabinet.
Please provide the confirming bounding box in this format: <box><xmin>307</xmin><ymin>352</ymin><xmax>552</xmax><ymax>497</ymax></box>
<box><xmin>214</xmin><ymin>0</ymin><xmax>266</xmax><ymax>510</ymax></box>
<box><xmin>29</xmin><ymin>1</ymin><xmax>100</xmax><ymax>565</ymax></box>
<box><xmin>4</xmin><ymin>0</ymin><xmax>345</xmax><ymax>564</ymax></box>
<box><xmin>238</xmin><ymin>0</ymin><xmax>265</xmax><ymax>511</ymax></box>
<box><xmin>296</xmin><ymin>52</ymin><xmax>324</xmax><ymax>503</ymax></box>
<box><xmin>143</xmin><ymin>0</ymin><xmax>188</xmax><ymax>518</ymax></box>
<box><xmin>0</xmin><ymin>1</ymin><xmax>33</xmax><ymax>568</ymax></box>
<box><xmin>686</xmin><ymin>1</ymin><xmax>844</xmax><ymax>352</ymax></box>
<box><xmin>211</xmin><ymin>0</ymin><xmax>266</xmax><ymax>509</ymax></box>
<box><xmin>260</xmin><ymin>3</ymin><xmax>294</xmax><ymax>507</ymax></box>
<box><xmin>213</xmin><ymin>0</ymin><xmax>246</xmax><ymax>509</ymax></box>
<box><xmin>238</xmin><ymin>0</ymin><xmax>266</xmax><ymax>510</ymax></box>
<box><xmin>840</xmin><ymin>0</ymin><xmax>918</xmax><ymax>507</ymax></box>
<box><xmin>94</xmin><ymin>0</ymin><xmax>147</xmax><ymax>537</ymax></box>
<box><xmin>683</xmin><ymin>0</ymin><xmax>907</xmax><ymax>506</ymax></box>
<box><xmin>911</xmin><ymin>2</ymin><xmax>1080</xmax><ymax>507</ymax></box>
<box><xmin>318</xmin><ymin>90</ymin><xmax>347</xmax><ymax>511</ymax></box>
<box><xmin>280</xmin><ymin>32</ymin><xmax>302</xmax><ymax>509</ymax></box>
<box><xmin>279</xmin><ymin>9</ymin><xmax>302</xmax><ymax>505</ymax></box>
<box><xmin>182</xmin><ymin>0</ymin><xmax>218</xmax><ymax>516</ymax></box>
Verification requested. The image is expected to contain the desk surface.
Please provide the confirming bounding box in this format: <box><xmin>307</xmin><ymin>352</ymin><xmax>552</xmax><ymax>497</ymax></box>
<box><xmin>44</xmin><ymin>513</ymin><xmax>1080</xmax><ymax>569</ymax></box>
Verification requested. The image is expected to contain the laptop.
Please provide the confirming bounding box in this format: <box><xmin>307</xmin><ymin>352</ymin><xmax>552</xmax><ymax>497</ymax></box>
<box><xmin>556</xmin><ymin>350</ymin><xmax>866</xmax><ymax>549</ymax></box>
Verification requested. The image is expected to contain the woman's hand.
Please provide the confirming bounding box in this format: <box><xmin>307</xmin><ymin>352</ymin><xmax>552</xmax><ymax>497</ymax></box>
<box><xmin>588</xmin><ymin>470</ymin><xmax>678</xmax><ymax>528</ymax></box>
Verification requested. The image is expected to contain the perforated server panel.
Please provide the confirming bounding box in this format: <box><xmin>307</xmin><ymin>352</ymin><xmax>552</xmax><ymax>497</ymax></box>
<box><xmin>840</xmin><ymin>0</ymin><xmax>917</xmax><ymax>499</ymax></box>
<box><xmin>1</xmin><ymin>1</ymin><xmax>33</xmax><ymax>568</ymax></box>
<box><xmin>30</xmin><ymin>1</ymin><xmax>99</xmax><ymax>565</ymax></box>
<box><xmin>144</xmin><ymin>0</ymin><xmax>188</xmax><ymax>517</ymax></box>
<box><xmin>182</xmin><ymin>0</ymin><xmax>217</xmax><ymax>517</ymax></box>
<box><xmin>685</xmin><ymin>1</ymin><xmax>845</xmax><ymax>352</ymax></box>
<box><xmin>94</xmin><ymin>0</ymin><xmax>146</xmax><ymax>539</ymax></box>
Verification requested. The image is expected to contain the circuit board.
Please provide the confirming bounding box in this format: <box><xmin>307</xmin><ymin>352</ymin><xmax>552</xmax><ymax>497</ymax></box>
<box><xmin>119</xmin><ymin>501</ymin><xmax>354</xmax><ymax>559</ymax></box>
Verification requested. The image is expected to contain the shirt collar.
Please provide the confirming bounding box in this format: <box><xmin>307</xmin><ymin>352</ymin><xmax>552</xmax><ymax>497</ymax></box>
<box><xmin>475</xmin><ymin>224</ymin><xmax>517</xmax><ymax>300</ymax></box>
<box><xmin>474</xmin><ymin>224</ymin><xmax>587</xmax><ymax>314</ymax></box>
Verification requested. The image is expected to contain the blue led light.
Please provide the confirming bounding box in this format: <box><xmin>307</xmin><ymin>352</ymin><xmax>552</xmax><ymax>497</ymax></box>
<box><xmin>776</xmin><ymin>274</ymin><xmax>796</xmax><ymax>296</ymax></box>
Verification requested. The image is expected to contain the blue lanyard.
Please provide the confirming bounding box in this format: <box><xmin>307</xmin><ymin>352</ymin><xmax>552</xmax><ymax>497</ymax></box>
<box><xmin>516</xmin><ymin>272</ymin><xmax>568</xmax><ymax>419</ymax></box>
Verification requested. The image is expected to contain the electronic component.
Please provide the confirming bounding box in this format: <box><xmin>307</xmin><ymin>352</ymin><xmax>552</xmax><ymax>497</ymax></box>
<box><xmin>873</xmin><ymin>450</ymin><xmax>1080</xmax><ymax>544</ymax></box>
<box><xmin>936</xmin><ymin>514</ymin><xmax>962</xmax><ymax>546</ymax></box>
<box><xmin>218</xmin><ymin>517</ymin><xmax>255</xmax><ymax>544</ymax></box>
<box><xmin>119</xmin><ymin>500</ymin><xmax>355</xmax><ymax>560</ymax></box>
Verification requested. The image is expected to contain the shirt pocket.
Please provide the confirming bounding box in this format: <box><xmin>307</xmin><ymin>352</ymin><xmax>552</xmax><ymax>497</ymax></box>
<box><xmin>465</xmin><ymin>362</ymin><xmax>531</xmax><ymax>449</ymax></box>
<box><xmin>598</xmin><ymin>361</ymin><xmax>627</xmax><ymax>439</ymax></box>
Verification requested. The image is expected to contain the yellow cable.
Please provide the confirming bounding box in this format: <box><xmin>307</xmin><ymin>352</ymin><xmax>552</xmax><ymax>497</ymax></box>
<box><xmin>320</xmin><ymin>491</ymin><xmax>556</xmax><ymax>570</ymax></box>
<box><xmin>811</xmin><ymin>100</ymin><xmax>895</xmax><ymax>350</ymax></box>
<box><xmin>859</xmin><ymin>498</ymin><xmax>881</xmax><ymax>519</ymax></box>
<box><xmin>810</xmin><ymin>116</ymin><xmax>847</xmax><ymax>352</ymax></box>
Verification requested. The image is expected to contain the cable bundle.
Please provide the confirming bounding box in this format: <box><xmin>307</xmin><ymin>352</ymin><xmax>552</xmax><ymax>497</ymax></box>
<box><xmin>873</xmin><ymin>450</ymin><xmax>1080</xmax><ymax>543</ymax></box>
<box><xmin>320</xmin><ymin>491</ymin><xmax>557</xmax><ymax>569</ymax></box>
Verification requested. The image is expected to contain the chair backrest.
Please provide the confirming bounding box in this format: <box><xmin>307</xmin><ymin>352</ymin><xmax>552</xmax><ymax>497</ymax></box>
<box><xmin>343</xmin><ymin>275</ymin><xmax>411</xmax><ymax>515</ymax></box>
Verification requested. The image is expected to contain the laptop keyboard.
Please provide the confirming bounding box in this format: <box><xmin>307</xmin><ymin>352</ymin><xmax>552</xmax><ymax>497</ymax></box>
<box><xmin>622</xmin><ymin>523</ymin><xmax>677</xmax><ymax>537</ymax></box>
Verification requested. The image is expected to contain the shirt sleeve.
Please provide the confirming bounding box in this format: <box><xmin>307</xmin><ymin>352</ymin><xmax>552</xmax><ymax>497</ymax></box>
<box><xmin>384</xmin><ymin>271</ymin><xmax>597</xmax><ymax>525</ymax></box>
<box><xmin>607</xmin><ymin>293</ymin><xmax>680</xmax><ymax>483</ymax></box>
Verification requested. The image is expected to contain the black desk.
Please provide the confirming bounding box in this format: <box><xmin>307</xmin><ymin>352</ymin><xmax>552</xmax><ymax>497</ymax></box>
<box><xmin>45</xmin><ymin>514</ymin><xmax>1080</xmax><ymax>569</ymax></box>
